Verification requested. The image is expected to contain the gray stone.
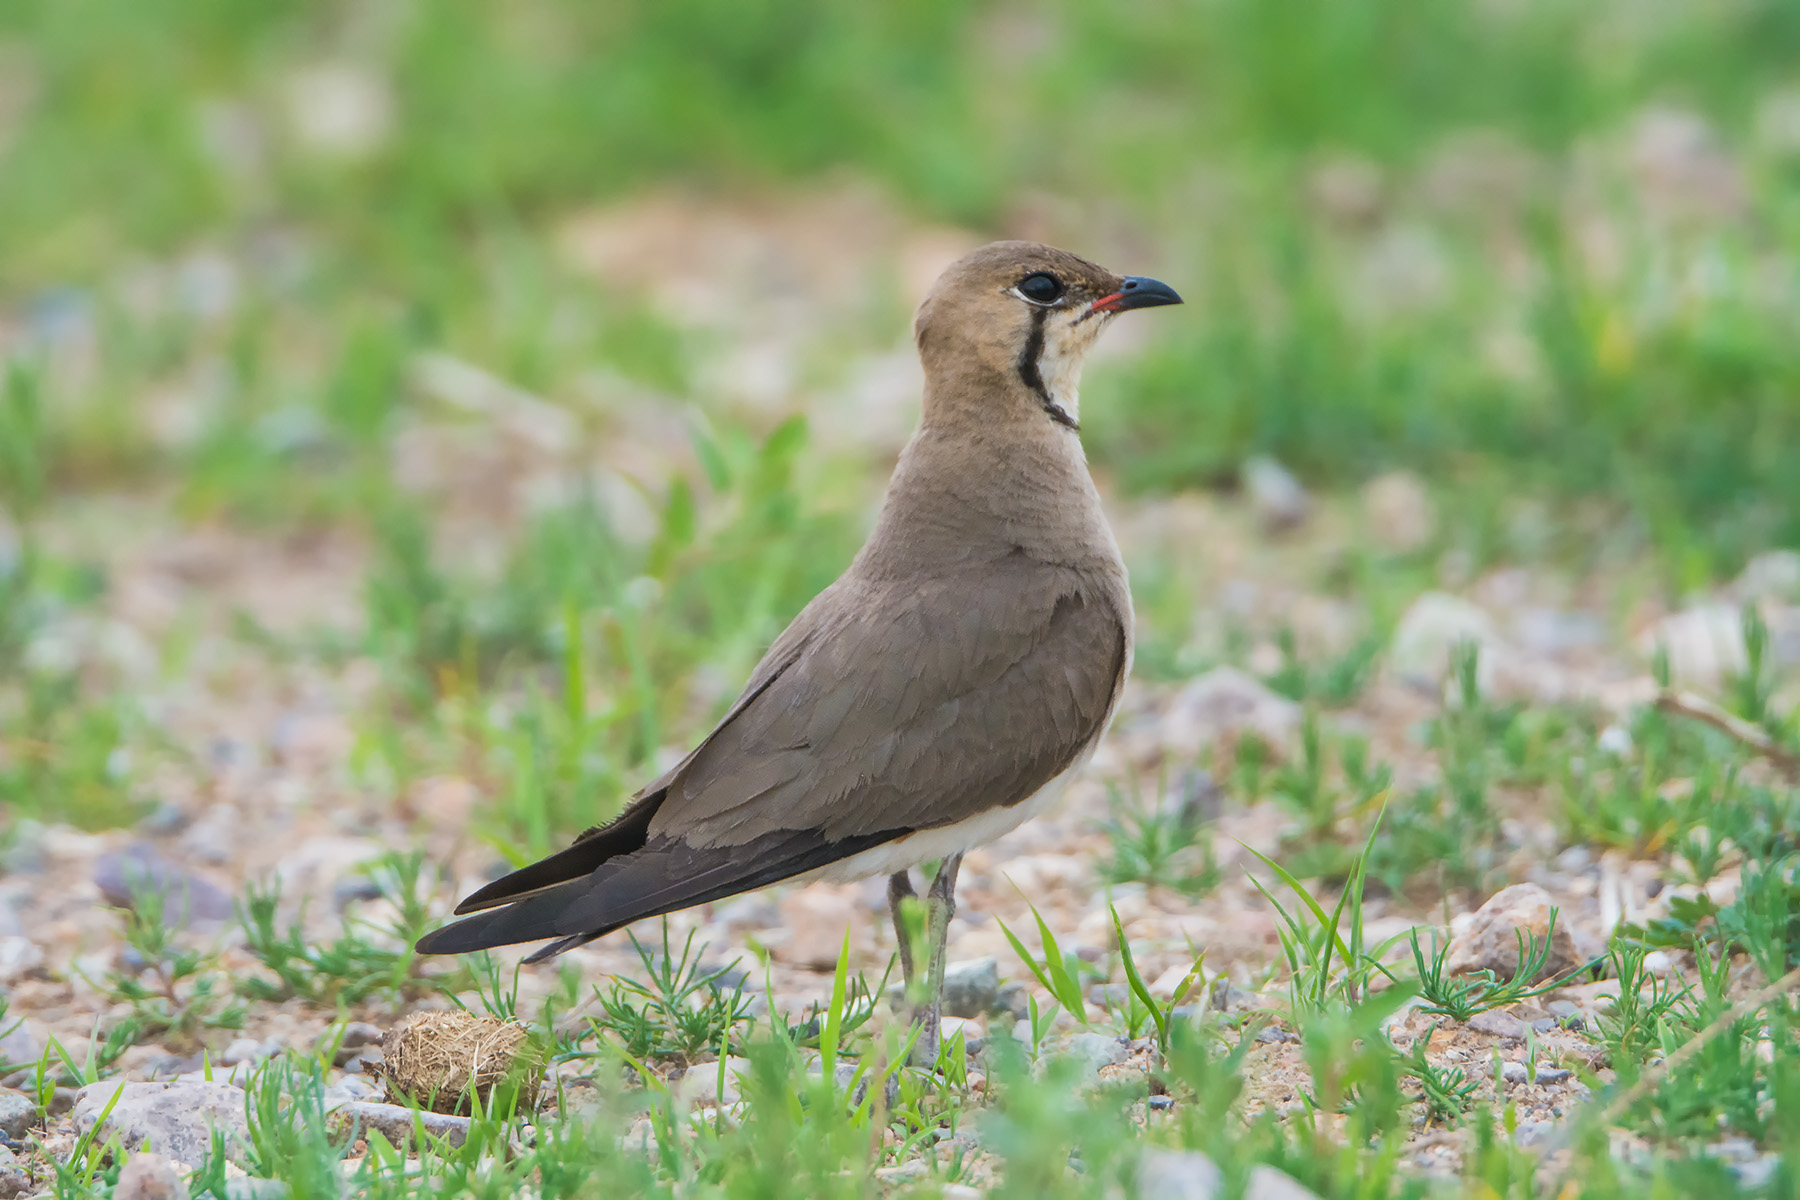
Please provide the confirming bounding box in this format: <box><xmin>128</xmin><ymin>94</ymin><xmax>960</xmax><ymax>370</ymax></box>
<box><xmin>1513</xmin><ymin>1120</ymin><xmax>1556</xmax><ymax>1147</ymax></box>
<box><xmin>93</xmin><ymin>845</ymin><xmax>232</xmax><ymax>931</ymax></box>
<box><xmin>1245</xmin><ymin>1164</ymin><xmax>1326</xmax><ymax>1200</ymax></box>
<box><xmin>0</xmin><ymin>1089</ymin><xmax>32</xmax><ymax>1138</ymax></box>
<box><xmin>941</xmin><ymin>957</ymin><xmax>1000</xmax><ymax>1019</ymax></box>
<box><xmin>321</xmin><ymin>1075</ymin><xmax>382</xmax><ymax>1112</ymax></box>
<box><xmin>73</xmin><ymin>1080</ymin><xmax>251</xmax><ymax>1169</ymax></box>
<box><xmin>1500</xmin><ymin>1061</ymin><xmax>1529</xmax><ymax>1084</ymax></box>
<box><xmin>0</xmin><ymin>938</ymin><xmax>43</xmax><ymax>986</ymax></box>
<box><xmin>1243</xmin><ymin>456</ymin><xmax>1310</xmax><ymax>531</ymax></box>
<box><xmin>1732</xmin><ymin>1155</ymin><xmax>1779</xmax><ymax>1190</ymax></box>
<box><xmin>220</xmin><ymin>1037</ymin><xmax>271</xmax><ymax>1067</ymax></box>
<box><xmin>1466</xmin><ymin>1010</ymin><xmax>1528</xmax><ymax>1040</ymax></box>
<box><xmin>0</xmin><ymin>1145</ymin><xmax>27</xmax><ymax>1200</ymax></box>
<box><xmin>995</xmin><ymin>982</ymin><xmax>1030</xmax><ymax>1021</ymax></box>
<box><xmin>328</xmin><ymin>1100</ymin><xmax>471</xmax><ymax>1150</ymax></box>
<box><xmin>112</xmin><ymin>1151</ymin><xmax>189</xmax><ymax>1200</ymax></box>
<box><xmin>1160</xmin><ymin>667</ymin><xmax>1302</xmax><ymax>760</ymax></box>
<box><xmin>339</xmin><ymin>1021</ymin><xmax>383</xmax><ymax>1050</ymax></box>
<box><xmin>1060</xmin><ymin>1033</ymin><xmax>1128</xmax><ymax>1077</ymax></box>
<box><xmin>1534</xmin><ymin>1067</ymin><xmax>1572</xmax><ymax>1085</ymax></box>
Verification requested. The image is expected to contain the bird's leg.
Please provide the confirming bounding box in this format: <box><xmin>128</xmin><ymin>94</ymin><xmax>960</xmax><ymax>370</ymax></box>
<box><xmin>887</xmin><ymin>870</ymin><xmax>918</xmax><ymax>991</ymax></box>
<box><xmin>911</xmin><ymin>853</ymin><xmax>964</xmax><ymax>1068</ymax></box>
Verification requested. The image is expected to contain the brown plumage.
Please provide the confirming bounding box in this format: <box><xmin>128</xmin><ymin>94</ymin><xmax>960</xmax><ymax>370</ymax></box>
<box><xmin>417</xmin><ymin>241</ymin><xmax>1180</xmax><ymax>1052</ymax></box>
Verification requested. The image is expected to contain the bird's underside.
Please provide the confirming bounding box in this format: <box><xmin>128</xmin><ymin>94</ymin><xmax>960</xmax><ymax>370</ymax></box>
<box><xmin>414</xmin><ymin>556</ymin><xmax>1128</xmax><ymax>961</ymax></box>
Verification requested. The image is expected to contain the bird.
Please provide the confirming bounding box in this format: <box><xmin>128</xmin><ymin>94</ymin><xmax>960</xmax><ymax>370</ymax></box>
<box><xmin>416</xmin><ymin>242</ymin><xmax>1181</xmax><ymax>1061</ymax></box>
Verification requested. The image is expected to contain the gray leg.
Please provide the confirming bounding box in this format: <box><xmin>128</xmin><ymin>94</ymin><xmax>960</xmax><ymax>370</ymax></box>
<box><xmin>913</xmin><ymin>853</ymin><xmax>963</xmax><ymax>1067</ymax></box>
<box><xmin>887</xmin><ymin>871</ymin><xmax>917</xmax><ymax>989</ymax></box>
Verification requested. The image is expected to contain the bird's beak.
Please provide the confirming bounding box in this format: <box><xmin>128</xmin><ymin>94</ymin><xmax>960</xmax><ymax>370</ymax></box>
<box><xmin>1089</xmin><ymin>275</ymin><xmax>1183</xmax><ymax>314</ymax></box>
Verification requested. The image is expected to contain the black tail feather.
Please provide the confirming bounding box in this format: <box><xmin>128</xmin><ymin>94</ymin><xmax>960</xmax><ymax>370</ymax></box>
<box><xmin>416</xmin><ymin>826</ymin><xmax>903</xmax><ymax>960</ymax></box>
<box><xmin>451</xmin><ymin>795</ymin><xmax>659</xmax><ymax>915</ymax></box>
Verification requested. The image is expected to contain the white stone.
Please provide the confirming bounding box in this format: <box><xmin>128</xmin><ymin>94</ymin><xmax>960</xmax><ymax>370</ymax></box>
<box><xmin>282</xmin><ymin>63</ymin><xmax>393</xmax><ymax>161</ymax></box>
<box><xmin>1635</xmin><ymin>604</ymin><xmax>1748</xmax><ymax>686</ymax></box>
<box><xmin>1242</xmin><ymin>457</ymin><xmax>1309</xmax><ymax>530</ymax></box>
<box><xmin>1389</xmin><ymin>592</ymin><xmax>1505</xmax><ymax>693</ymax></box>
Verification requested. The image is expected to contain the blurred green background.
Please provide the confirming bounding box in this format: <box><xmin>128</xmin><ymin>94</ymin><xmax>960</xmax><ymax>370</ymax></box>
<box><xmin>3</xmin><ymin>0</ymin><xmax>1800</xmax><ymax>838</ymax></box>
<box><xmin>6</xmin><ymin>1</ymin><xmax>1800</xmax><ymax>570</ymax></box>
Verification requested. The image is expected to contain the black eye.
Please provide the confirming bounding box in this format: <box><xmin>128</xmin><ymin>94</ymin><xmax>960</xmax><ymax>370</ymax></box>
<box><xmin>1016</xmin><ymin>272</ymin><xmax>1064</xmax><ymax>305</ymax></box>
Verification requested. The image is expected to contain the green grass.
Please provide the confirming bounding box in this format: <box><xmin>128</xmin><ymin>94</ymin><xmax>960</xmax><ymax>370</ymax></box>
<box><xmin>4</xmin><ymin>2</ymin><xmax>1800</xmax><ymax>1195</ymax></box>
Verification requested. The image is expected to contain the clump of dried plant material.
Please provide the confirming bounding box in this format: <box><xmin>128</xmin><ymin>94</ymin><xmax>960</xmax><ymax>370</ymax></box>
<box><xmin>377</xmin><ymin>1011</ymin><xmax>545</xmax><ymax>1115</ymax></box>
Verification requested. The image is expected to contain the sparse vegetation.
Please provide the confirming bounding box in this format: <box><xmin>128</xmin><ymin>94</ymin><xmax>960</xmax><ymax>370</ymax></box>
<box><xmin>3</xmin><ymin>1</ymin><xmax>1800</xmax><ymax>1195</ymax></box>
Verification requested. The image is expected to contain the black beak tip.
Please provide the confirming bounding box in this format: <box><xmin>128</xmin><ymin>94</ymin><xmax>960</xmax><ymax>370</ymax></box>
<box><xmin>1116</xmin><ymin>275</ymin><xmax>1183</xmax><ymax>310</ymax></box>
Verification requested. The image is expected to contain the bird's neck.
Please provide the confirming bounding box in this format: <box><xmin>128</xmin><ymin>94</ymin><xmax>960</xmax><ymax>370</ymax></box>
<box><xmin>854</xmin><ymin>410</ymin><xmax>1121</xmax><ymax>579</ymax></box>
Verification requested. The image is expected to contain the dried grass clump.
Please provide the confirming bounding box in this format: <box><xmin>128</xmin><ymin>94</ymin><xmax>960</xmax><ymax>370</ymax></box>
<box><xmin>377</xmin><ymin>1011</ymin><xmax>545</xmax><ymax>1115</ymax></box>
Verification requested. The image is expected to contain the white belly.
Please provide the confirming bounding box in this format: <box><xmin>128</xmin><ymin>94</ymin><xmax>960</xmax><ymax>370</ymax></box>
<box><xmin>797</xmin><ymin>762</ymin><xmax>1082</xmax><ymax>884</ymax></box>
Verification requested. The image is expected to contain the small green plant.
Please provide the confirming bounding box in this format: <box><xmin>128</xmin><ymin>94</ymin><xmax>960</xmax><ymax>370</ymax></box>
<box><xmin>1112</xmin><ymin>907</ymin><xmax>1204</xmax><ymax>1062</ymax></box>
<box><xmin>99</xmin><ymin>880</ymin><xmax>244</xmax><ymax>1053</ymax></box>
<box><xmin>1595</xmin><ymin>941</ymin><xmax>1691</xmax><ymax>1070</ymax></box>
<box><xmin>1263</xmin><ymin>627</ymin><xmax>1383</xmax><ymax>707</ymax></box>
<box><xmin>1399</xmin><ymin>1030</ymin><xmax>1479</xmax><ymax>1124</ymax></box>
<box><xmin>238</xmin><ymin>851</ymin><xmax>447</xmax><ymax>1007</ymax></box>
<box><xmin>585</xmin><ymin>921</ymin><xmax>756</xmax><ymax>1065</ymax></box>
<box><xmin>1246</xmin><ymin>811</ymin><xmax>1398</xmax><ymax>1016</ymax></box>
<box><xmin>1096</xmin><ymin>778</ymin><xmax>1219</xmax><ymax>897</ymax></box>
<box><xmin>1406</xmin><ymin>916</ymin><xmax>1583</xmax><ymax>1021</ymax></box>
<box><xmin>998</xmin><ymin>901</ymin><xmax>1091</xmax><ymax>1025</ymax></box>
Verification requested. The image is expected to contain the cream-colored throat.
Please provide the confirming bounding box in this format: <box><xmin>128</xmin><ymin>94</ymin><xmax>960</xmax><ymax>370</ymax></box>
<box><xmin>1035</xmin><ymin>308</ymin><xmax>1109</xmax><ymax>426</ymax></box>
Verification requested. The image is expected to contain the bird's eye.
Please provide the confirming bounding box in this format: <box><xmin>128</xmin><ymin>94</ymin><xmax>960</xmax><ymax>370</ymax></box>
<box><xmin>1015</xmin><ymin>273</ymin><xmax>1065</xmax><ymax>305</ymax></box>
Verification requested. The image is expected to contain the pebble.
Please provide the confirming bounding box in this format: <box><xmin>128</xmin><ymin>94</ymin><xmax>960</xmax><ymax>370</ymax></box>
<box><xmin>321</xmin><ymin>1075</ymin><xmax>383</xmax><ymax>1112</ymax></box>
<box><xmin>1159</xmin><ymin>667</ymin><xmax>1302</xmax><ymax>761</ymax></box>
<box><xmin>113</xmin><ymin>1151</ymin><xmax>189</xmax><ymax>1200</ymax></box>
<box><xmin>1058</xmin><ymin>1033</ymin><xmax>1129</xmax><ymax>1080</ymax></box>
<box><xmin>73</xmin><ymin>1080</ymin><xmax>252</xmax><ymax>1169</ymax></box>
<box><xmin>0</xmin><ymin>1090</ymin><xmax>33</xmax><ymax>1139</ymax></box>
<box><xmin>0</xmin><ymin>938</ymin><xmax>43</xmax><ymax>986</ymax></box>
<box><xmin>676</xmin><ymin>1057</ymin><xmax>754</xmax><ymax>1108</ymax></box>
<box><xmin>0</xmin><ymin>1145</ymin><xmax>25</xmax><ymax>1199</ymax></box>
<box><xmin>1136</xmin><ymin>1150</ymin><xmax>1223</xmax><ymax>1200</ymax></box>
<box><xmin>220</xmin><ymin>1038</ymin><xmax>276</xmax><ymax>1067</ymax></box>
<box><xmin>1634</xmin><ymin>604</ymin><xmax>1747</xmax><ymax>685</ymax></box>
<box><xmin>335</xmin><ymin>1021</ymin><xmax>384</xmax><ymax>1059</ymax></box>
<box><xmin>941</xmin><ymin>957</ymin><xmax>1000</xmax><ymax>1019</ymax></box>
<box><xmin>93</xmin><ymin>845</ymin><xmax>233</xmax><ymax>931</ymax></box>
<box><xmin>1466</xmin><ymin>1010</ymin><xmax>1528</xmax><ymax>1040</ymax></box>
<box><xmin>994</xmin><ymin>982</ymin><xmax>1030</xmax><ymax>1021</ymax></box>
<box><xmin>1388</xmin><ymin>592</ymin><xmax>1508</xmax><ymax>694</ymax></box>
<box><xmin>1242</xmin><ymin>457</ymin><xmax>1310</xmax><ymax>531</ymax></box>
<box><xmin>224</xmin><ymin>1180</ymin><xmax>291</xmax><ymax>1200</ymax></box>
<box><xmin>1136</xmin><ymin>1149</ymin><xmax>1324</xmax><ymax>1200</ymax></box>
<box><xmin>1444</xmin><ymin>883</ymin><xmax>1581</xmax><ymax>983</ymax></box>
<box><xmin>327</xmin><ymin>1100</ymin><xmax>471</xmax><ymax>1150</ymax></box>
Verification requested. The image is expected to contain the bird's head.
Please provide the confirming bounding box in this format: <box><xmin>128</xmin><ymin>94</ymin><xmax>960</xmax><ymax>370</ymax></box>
<box><xmin>913</xmin><ymin>241</ymin><xmax>1181</xmax><ymax>431</ymax></box>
